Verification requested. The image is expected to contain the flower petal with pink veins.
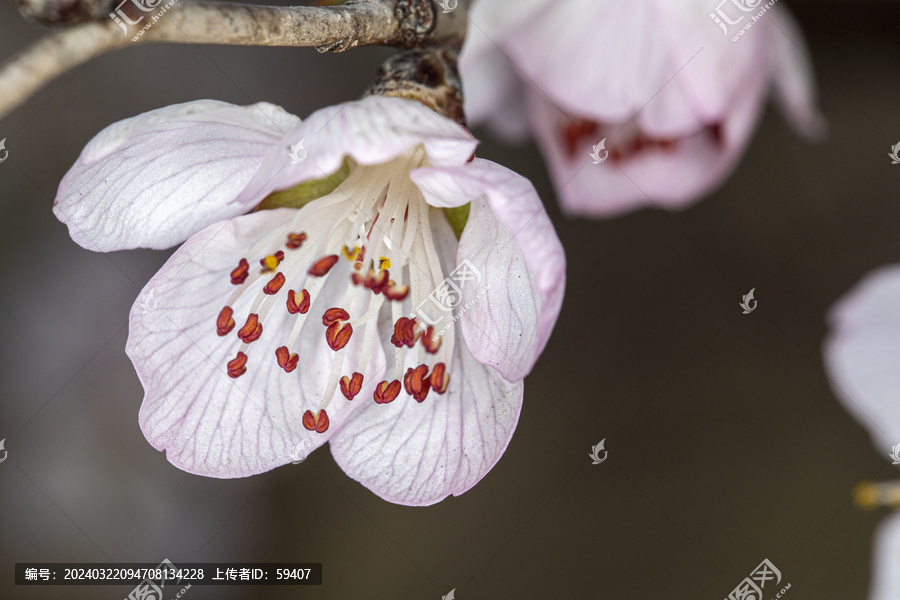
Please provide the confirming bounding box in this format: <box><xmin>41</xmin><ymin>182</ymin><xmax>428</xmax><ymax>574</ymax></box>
<box><xmin>231</xmin><ymin>96</ymin><xmax>478</xmax><ymax>210</ymax></box>
<box><xmin>411</xmin><ymin>159</ymin><xmax>565</xmax><ymax>372</ymax></box>
<box><xmin>54</xmin><ymin>100</ymin><xmax>300</xmax><ymax>252</ymax></box>
<box><xmin>329</xmin><ymin>332</ymin><xmax>523</xmax><ymax>506</ymax></box>
<box><xmin>824</xmin><ymin>264</ymin><xmax>900</xmax><ymax>453</ymax></box>
<box><xmin>127</xmin><ymin>207</ymin><xmax>385</xmax><ymax>478</ymax></box>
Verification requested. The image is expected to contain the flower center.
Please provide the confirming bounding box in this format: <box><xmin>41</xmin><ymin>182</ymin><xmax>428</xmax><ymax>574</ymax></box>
<box><xmin>216</xmin><ymin>148</ymin><xmax>455</xmax><ymax>432</ymax></box>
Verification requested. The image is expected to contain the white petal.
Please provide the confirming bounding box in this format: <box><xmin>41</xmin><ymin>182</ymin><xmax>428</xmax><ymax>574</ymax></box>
<box><xmin>329</xmin><ymin>331</ymin><xmax>524</xmax><ymax>506</ymax></box>
<box><xmin>825</xmin><ymin>264</ymin><xmax>900</xmax><ymax>453</ymax></box>
<box><xmin>231</xmin><ymin>96</ymin><xmax>478</xmax><ymax>210</ymax></box>
<box><xmin>54</xmin><ymin>100</ymin><xmax>299</xmax><ymax>251</ymax></box>
<box><xmin>411</xmin><ymin>159</ymin><xmax>565</xmax><ymax>371</ymax></box>
<box><xmin>768</xmin><ymin>6</ymin><xmax>827</xmax><ymax>138</ymax></box>
<box><xmin>869</xmin><ymin>512</ymin><xmax>900</xmax><ymax>600</ymax></box>
<box><xmin>127</xmin><ymin>207</ymin><xmax>383</xmax><ymax>478</ymax></box>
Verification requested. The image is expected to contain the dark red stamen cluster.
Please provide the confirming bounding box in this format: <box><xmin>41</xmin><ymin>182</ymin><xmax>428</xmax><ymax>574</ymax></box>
<box><xmin>230</xmin><ymin>258</ymin><xmax>250</xmax><ymax>284</ymax></box>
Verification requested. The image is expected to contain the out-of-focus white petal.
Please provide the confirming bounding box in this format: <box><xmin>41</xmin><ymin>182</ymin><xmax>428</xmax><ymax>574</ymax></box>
<box><xmin>768</xmin><ymin>6</ymin><xmax>827</xmax><ymax>138</ymax></box>
<box><xmin>824</xmin><ymin>265</ymin><xmax>900</xmax><ymax>453</ymax></box>
<box><xmin>54</xmin><ymin>100</ymin><xmax>299</xmax><ymax>251</ymax></box>
<box><xmin>869</xmin><ymin>511</ymin><xmax>900</xmax><ymax>600</ymax></box>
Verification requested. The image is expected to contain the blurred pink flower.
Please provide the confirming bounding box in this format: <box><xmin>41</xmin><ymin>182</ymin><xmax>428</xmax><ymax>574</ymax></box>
<box><xmin>53</xmin><ymin>95</ymin><xmax>565</xmax><ymax>506</ymax></box>
<box><xmin>461</xmin><ymin>0</ymin><xmax>824</xmax><ymax>217</ymax></box>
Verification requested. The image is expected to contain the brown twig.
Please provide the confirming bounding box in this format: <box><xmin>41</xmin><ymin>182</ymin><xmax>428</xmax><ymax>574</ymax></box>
<box><xmin>0</xmin><ymin>0</ymin><xmax>467</xmax><ymax>120</ymax></box>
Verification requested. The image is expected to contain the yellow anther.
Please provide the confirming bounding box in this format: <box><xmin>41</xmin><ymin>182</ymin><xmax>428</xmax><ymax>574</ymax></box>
<box><xmin>379</xmin><ymin>257</ymin><xmax>391</xmax><ymax>270</ymax></box>
<box><xmin>342</xmin><ymin>245</ymin><xmax>360</xmax><ymax>261</ymax></box>
<box><xmin>263</xmin><ymin>254</ymin><xmax>280</xmax><ymax>271</ymax></box>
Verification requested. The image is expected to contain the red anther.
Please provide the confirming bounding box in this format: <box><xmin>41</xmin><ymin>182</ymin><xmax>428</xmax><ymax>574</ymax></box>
<box><xmin>286</xmin><ymin>289</ymin><xmax>311</xmax><ymax>314</ymax></box>
<box><xmin>339</xmin><ymin>372</ymin><xmax>364</xmax><ymax>400</ymax></box>
<box><xmin>286</xmin><ymin>232</ymin><xmax>307</xmax><ymax>249</ymax></box>
<box><xmin>431</xmin><ymin>362</ymin><xmax>449</xmax><ymax>394</ymax></box>
<box><xmin>371</xmin><ymin>269</ymin><xmax>389</xmax><ymax>294</ymax></box>
<box><xmin>238</xmin><ymin>313</ymin><xmax>263</xmax><ymax>343</ymax></box>
<box><xmin>216</xmin><ymin>306</ymin><xmax>236</xmax><ymax>336</ymax></box>
<box><xmin>373</xmin><ymin>380</ymin><xmax>401</xmax><ymax>404</ymax></box>
<box><xmin>230</xmin><ymin>258</ymin><xmax>250</xmax><ymax>284</ymax></box>
<box><xmin>407</xmin><ymin>364</ymin><xmax>431</xmax><ymax>402</ymax></box>
<box><xmin>263</xmin><ymin>272</ymin><xmax>286</xmax><ymax>295</ymax></box>
<box><xmin>275</xmin><ymin>346</ymin><xmax>299</xmax><ymax>373</ymax></box>
<box><xmin>302</xmin><ymin>409</ymin><xmax>330</xmax><ymax>433</ymax></box>
<box><xmin>403</xmin><ymin>367</ymin><xmax>414</xmax><ymax>395</ymax></box>
<box><xmin>390</xmin><ymin>317</ymin><xmax>420</xmax><ymax>348</ymax></box>
<box><xmin>322</xmin><ymin>307</ymin><xmax>350</xmax><ymax>326</ymax></box>
<box><xmin>350</xmin><ymin>271</ymin><xmax>367</xmax><ymax>287</ymax></box>
<box><xmin>325</xmin><ymin>322</ymin><xmax>353</xmax><ymax>351</ymax></box>
<box><xmin>383</xmin><ymin>283</ymin><xmax>409</xmax><ymax>301</ymax></box>
<box><xmin>357</xmin><ymin>245</ymin><xmax>367</xmax><ymax>264</ymax></box>
<box><xmin>308</xmin><ymin>254</ymin><xmax>339</xmax><ymax>276</ymax></box>
<box><xmin>227</xmin><ymin>351</ymin><xmax>248</xmax><ymax>378</ymax></box>
<box><xmin>422</xmin><ymin>326</ymin><xmax>441</xmax><ymax>354</ymax></box>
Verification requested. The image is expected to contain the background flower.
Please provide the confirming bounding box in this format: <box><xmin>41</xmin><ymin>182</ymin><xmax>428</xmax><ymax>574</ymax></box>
<box><xmin>461</xmin><ymin>0</ymin><xmax>824</xmax><ymax>217</ymax></box>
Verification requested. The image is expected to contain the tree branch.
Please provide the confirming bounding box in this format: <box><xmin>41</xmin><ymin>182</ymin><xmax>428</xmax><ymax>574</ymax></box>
<box><xmin>0</xmin><ymin>0</ymin><xmax>467</xmax><ymax>120</ymax></box>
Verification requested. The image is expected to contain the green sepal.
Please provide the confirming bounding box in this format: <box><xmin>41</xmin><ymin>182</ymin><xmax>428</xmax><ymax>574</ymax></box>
<box><xmin>255</xmin><ymin>160</ymin><xmax>351</xmax><ymax>212</ymax></box>
<box><xmin>443</xmin><ymin>203</ymin><xmax>470</xmax><ymax>240</ymax></box>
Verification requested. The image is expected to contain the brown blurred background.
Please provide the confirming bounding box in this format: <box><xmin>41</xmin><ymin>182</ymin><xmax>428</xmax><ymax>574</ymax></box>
<box><xmin>1</xmin><ymin>0</ymin><xmax>899</xmax><ymax>598</ymax></box>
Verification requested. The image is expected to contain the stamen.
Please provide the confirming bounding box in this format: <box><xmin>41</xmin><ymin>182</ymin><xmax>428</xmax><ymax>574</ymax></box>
<box><xmin>237</xmin><ymin>313</ymin><xmax>263</xmax><ymax>343</ymax></box>
<box><xmin>230</xmin><ymin>258</ymin><xmax>250</xmax><ymax>284</ymax></box>
<box><xmin>322</xmin><ymin>307</ymin><xmax>350</xmax><ymax>326</ymax></box>
<box><xmin>373</xmin><ymin>380</ymin><xmax>401</xmax><ymax>404</ymax></box>
<box><xmin>383</xmin><ymin>282</ymin><xmax>409</xmax><ymax>301</ymax></box>
<box><xmin>286</xmin><ymin>232</ymin><xmax>307</xmax><ymax>249</ymax></box>
<box><xmin>403</xmin><ymin>364</ymin><xmax>431</xmax><ymax>402</ymax></box>
<box><xmin>260</xmin><ymin>251</ymin><xmax>285</xmax><ymax>272</ymax></box>
<box><xmin>216</xmin><ymin>306</ymin><xmax>236</xmax><ymax>336</ymax></box>
<box><xmin>391</xmin><ymin>317</ymin><xmax>420</xmax><ymax>348</ymax></box>
<box><xmin>286</xmin><ymin>289</ymin><xmax>311</xmax><ymax>314</ymax></box>
<box><xmin>342</xmin><ymin>245</ymin><xmax>360</xmax><ymax>261</ymax></box>
<box><xmin>421</xmin><ymin>326</ymin><xmax>441</xmax><ymax>353</ymax></box>
<box><xmin>339</xmin><ymin>372</ymin><xmax>364</xmax><ymax>400</ymax></box>
<box><xmin>227</xmin><ymin>351</ymin><xmax>248</xmax><ymax>378</ymax></box>
<box><xmin>309</xmin><ymin>255</ymin><xmax>339</xmax><ymax>276</ymax></box>
<box><xmin>431</xmin><ymin>362</ymin><xmax>449</xmax><ymax>394</ymax></box>
<box><xmin>302</xmin><ymin>409</ymin><xmax>330</xmax><ymax>433</ymax></box>
<box><xmin>263</xmin><ymin>272</ymin><xmax>286</xmax><ymax>295</ymax></box>
<box><xmin>325</xmin><ymin>322</ymin><xmax>353</xmax><ymax>351</ymax></box>
<box><xmin>275</xmin><ymin>346</ymin><xmax>299</xmax><ymax>373</ymax></box>
<box><xmin>379</xmin><ymin>257</ymin><xmax>391</xmax><ymax>269</ymax></box>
